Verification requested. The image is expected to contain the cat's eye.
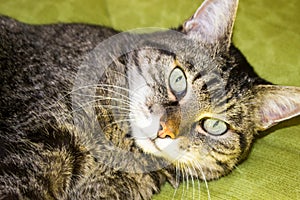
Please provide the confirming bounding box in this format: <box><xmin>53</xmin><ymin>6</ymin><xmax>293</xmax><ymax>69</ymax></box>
<box><xmin>169</xmin><ymin>67</ymin><xmax>187</xmax><ymax>97</ymax></box>
<box><xmin>202</xmin><ymin>118</ymin><xmax>228</xmax><ymax>136</ymax></box>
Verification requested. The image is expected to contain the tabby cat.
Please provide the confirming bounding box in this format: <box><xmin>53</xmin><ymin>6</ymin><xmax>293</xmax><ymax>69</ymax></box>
<box><xmin>0</xmin><ymin>0</ymin><xmax>299</xmax><ymax>199</ymax></box>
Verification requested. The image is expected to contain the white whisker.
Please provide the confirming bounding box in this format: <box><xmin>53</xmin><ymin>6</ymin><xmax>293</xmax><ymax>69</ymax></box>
<box><xmin>180</xmin><ymin>164</ymin><xmax>186</xmax><ymax>200</ymax></box>
<box><xmin>183</xmin><ymin>165</ymin><xmax>189</xmax><ymax>200</ymax></box>
<box><xmin>233</xmin><ymin>165</ymin><xmax>243</xmax><ymax>174</ymax></box>
<box><xmin>191</xmin><ymin>163</ymin><xmax>201</xmax><ymax>200</ymax></box>
<box><xmin>172</xmin><ymin>162</ymin><xmax>180</xmax><ymax>200</ymax></box>
<box><xmin>194</xmin><ymin>161</ymin><xmax>211</xmax><ymax>200</ymax></box>
<box><xmin>78</xmin><ymin>100</ymin><xmax>134</xmax><ymax>113</ymax></box>
<box><xmin>52</xmin><ymin>83</ymin><xmax>135</xmax><ymax>105</ymax></box>
<box><xmin>187</xmin><ymin>166</ymin><xmax>195</xmax><ymax>200</ymax></box>
<box><xmin>72</xmin><ymin>92</ymin><xmax>132</xmax><ymax>107</ymax></box>
<box><xmin>73</xmin><ymin>84</ymin><xmax>133</xmax><ymax>96</ymax></box>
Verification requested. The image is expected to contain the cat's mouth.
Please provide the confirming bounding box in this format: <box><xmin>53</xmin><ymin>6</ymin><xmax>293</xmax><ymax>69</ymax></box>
<box><xmin>135</xmin><ymin>134</ymin><xmax>185</xmax><ymax>162</ymax></box>
<box><xmin>149</xmin><ymin>138</ymin><xmax>162</xmax><ymax>151</ymax></box>
<box><xmin>130</xmin><ymin>109</ymin><xmax>186</xmax><ymax>161</ymax></box>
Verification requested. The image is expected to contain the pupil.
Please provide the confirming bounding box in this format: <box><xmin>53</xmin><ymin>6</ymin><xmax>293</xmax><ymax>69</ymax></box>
<box><xmin>213</xmin><ymin>120</ymin><xmax>219</xmax><ymax>128</ymax></box>
<box><xmin>175</xmin><ymin>76</ymin><xmax>182</xmax><ymax>83</ymax></box>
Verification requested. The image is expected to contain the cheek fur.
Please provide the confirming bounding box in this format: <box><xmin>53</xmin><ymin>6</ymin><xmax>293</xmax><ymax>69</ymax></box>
<box><xmin>129</xmin><ymin>90</ymin><xmax>160</xmax><ymax>139</ymax></box>
<box><xmin>171</xmin><ymin>127</ymin><xmax>247</xmax><ymax>180</ymax></box>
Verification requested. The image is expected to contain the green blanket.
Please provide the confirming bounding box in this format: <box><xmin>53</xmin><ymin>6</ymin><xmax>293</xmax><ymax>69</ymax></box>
<box><xmin>0</xmin><ymin>0</ymin><xmax>299</xmax><ymax>199</ymax></box>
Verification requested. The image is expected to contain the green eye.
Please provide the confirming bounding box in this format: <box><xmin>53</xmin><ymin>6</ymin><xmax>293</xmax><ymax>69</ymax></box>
<box><xmin>169</xmin><ymin>67</ymin><xmax>187</xmax><ymax>97</ymax></box>
<box><xmin>202</xmin><ymin>118</ymin><xmax>228</xmax><ymax>136</ymax></box>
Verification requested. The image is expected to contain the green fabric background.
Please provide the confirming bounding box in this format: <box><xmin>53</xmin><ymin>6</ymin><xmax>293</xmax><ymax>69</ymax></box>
<box><xmin>0</xmin><ymin>0</ymin><xmax>299</xmax><ymax>199</ymax></box>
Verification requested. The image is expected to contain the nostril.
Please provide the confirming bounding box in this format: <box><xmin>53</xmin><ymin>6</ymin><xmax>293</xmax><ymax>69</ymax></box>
<box><xmin>165</xmin><ymin>135</ymin><xmax>171</xmax><ymax>139</ymax></box>
<box><xmin>157</xmin><ymin>123</ymin><xmax>166</xmax><ymax>138</ymax></box>
<box><xmin>159</xmin><ymin>124</ymin><xmax>163</xmax><ymax>131</ymax></box>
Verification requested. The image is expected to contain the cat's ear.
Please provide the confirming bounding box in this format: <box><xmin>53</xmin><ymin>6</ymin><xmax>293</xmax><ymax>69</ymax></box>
<box><xmin>183</xmin><ymin>0</ymin><xmax>239</xmax><ymax>47</ymax></box>
<box><xmin>253</xmin><ymin>85</ymin><xmax>300</xmax><ymax>130</ymax></box>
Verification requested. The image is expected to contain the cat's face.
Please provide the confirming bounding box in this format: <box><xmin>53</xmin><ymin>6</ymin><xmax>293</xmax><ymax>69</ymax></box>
<box><xmin>126</xmin><ymin>0</ymin><xmax>300</xmax><ymax>180</ymax></box>
<box><xmin>128</xmin><ymin>41</ymin><xmax>256</xmax><ymax>180</ymax></box>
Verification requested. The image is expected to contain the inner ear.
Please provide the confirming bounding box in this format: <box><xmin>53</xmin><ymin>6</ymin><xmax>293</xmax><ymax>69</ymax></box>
<box><xmin>183</xmin><ymin>0</ymin><xmax>239</xmax><ymax>47</ymax></box>
<box><xmin>253</xmin><ymin>85</ymin><xmax>300</xmax><ymax>130</ymax></box>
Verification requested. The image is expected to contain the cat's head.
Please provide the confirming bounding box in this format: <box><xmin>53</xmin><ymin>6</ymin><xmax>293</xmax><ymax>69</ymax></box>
<box><xmin>126</xmin><ymin>0</ymin><xmax>300</xmax><ymax>180</ymax></box>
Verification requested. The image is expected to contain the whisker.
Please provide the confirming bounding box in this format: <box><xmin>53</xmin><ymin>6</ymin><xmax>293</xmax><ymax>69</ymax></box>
<box><xmin>182</xmin><ymin>164</ymin><xmax>190</xmax><ymax>200</ymax></box>
<box><xmin>186</xmin><ymin>167</ymin><xmax>190</xmax><ymax>200</ymax></box>
<box><xmin>194</xmin><ymin>161</ymin><xmax>211</xmax><ymax>200</ymax></box>
<box><xmin>73</xmin><ymin>92</ymin><xmax>133</xmax><ymax>108</ymax></box>
<box><xmin>78</xmin><ymin>87</ymin><xmax>133</xmax><ymax>104</ymax></box>
<box><xmin>180</xmin><ymin>164</ymin><xmax>186</xmax><ymax>200</ymax></box>
<box><xmin>188</xmin><ymin>161</ymin><xmax>201</xmax><ymax>200</ymax></box>
<box><xmin>89</xmin><ymin>84</ymin><xmax>150</xmax><ymax>110</ymax></box>
<box><xmin>52</xmin><ymin>83</ymin><xmax>134</xmax><ymax>106</ymax></box>
<box><xmin>233</xmin><ymin>165</ymin><xmax>243</xmax><ymax>174</ymax></box>
<box><xmin>187</xmin><ymin>166</ymin><xmax>195</xmax><ymax>200</ymax></box>
<box><xmin>191</xmin><ymin>163</ymin><xmax>201</xmax><ymax>200</ymax></box>
<box><xmin>72</xmin><ymin>84</ymin><xmax>133</xmax><ymax>96</ymax></box>
<box><xmin>71</xmin><ymin>103</ymin><xmax>132</xmax><ymax>117</ymax></box>
<box><xmin>172</xmin><ymin>162</ymin><xmax>180</xmax><ymax>200</ymax></box>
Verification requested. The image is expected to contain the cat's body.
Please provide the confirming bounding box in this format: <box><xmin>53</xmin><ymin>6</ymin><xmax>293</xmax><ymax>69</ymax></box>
<box><xmin>0</xmin><ymin>16</ymin><xmax>167</xmax><ymax>199</ymax></box>
<box><xmin>1</xmin><ymin>0</ymin><xmax>300</xmax><ymax>199</ymax></box>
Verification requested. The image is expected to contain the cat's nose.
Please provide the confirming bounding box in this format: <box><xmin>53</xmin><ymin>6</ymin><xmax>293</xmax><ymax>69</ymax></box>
<box><xmin>157</xmin><ymin>107</ymin><xmax>181</xmax><ymax>139</ymax></box>
<box><xmin>157</xmin><ymin>121</ymin><xmax>178</xmax><ymax>139</ymax></box>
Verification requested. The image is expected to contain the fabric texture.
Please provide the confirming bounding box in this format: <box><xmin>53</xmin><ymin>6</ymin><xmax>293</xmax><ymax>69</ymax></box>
<box><xmin>0</xmin><ymin>0</ymin><xmax>299</xmax><ymax>199</ymax></box>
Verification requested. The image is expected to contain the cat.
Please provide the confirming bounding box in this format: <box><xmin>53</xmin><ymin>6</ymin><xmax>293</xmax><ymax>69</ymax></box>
<box><xmin>1</xmin><ymin>0</ymin><xmax>300</xmax><ymax>199</ymax></box>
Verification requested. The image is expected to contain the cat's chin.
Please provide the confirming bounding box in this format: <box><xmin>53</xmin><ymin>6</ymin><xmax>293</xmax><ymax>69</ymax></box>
<box><xmin>135</xmin><ymin>137</ymin><xmax>188</xmax><ymax>163</ymax></box>
<box><xmin>134</xmin><ymin>138</ymin><xmax>163</xmax><ymax>156</ymax></box>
